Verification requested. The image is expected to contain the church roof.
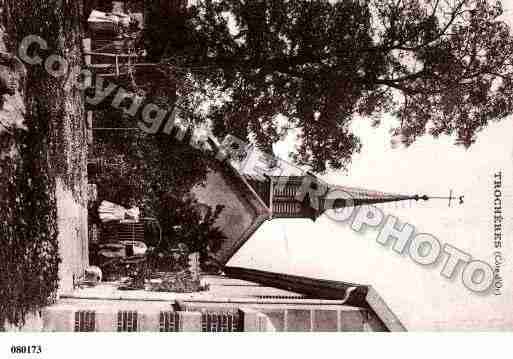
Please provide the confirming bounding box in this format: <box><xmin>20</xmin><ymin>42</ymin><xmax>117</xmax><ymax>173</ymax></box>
<box><xmin>202</xmin><ymin>139</ymin><xmax>427</xmax><ymax>264</ymax></box>
<box><xmin>224</xmin><ymin>266</ymin><xmax>406</xmax><ymax>331</ymax></box>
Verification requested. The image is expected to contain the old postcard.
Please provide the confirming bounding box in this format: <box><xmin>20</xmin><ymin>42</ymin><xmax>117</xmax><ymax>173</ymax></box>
<box><xmin>0</xmin><ymin>0</ymin><xmax>512</xmax><ymax>353</ymax></box>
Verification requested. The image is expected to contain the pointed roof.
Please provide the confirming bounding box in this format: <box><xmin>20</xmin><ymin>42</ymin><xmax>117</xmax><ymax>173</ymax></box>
<box><xmin>202</xmin><ymin>140</ymin><xmax>429</xmax><ymax>265</ymax></box>
<box><xmin>191</xmin><ymin>138</ymin><xmax>271</xmax><ymax>266</ymax></box>
<box><xmin>266</xmin><ymin>175</ymin><xmax>428</xmax><ymax>220</ymax></box>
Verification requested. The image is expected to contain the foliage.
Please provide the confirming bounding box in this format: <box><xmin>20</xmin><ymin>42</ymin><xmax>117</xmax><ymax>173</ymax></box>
<box><xmin>156</xmin><ymin>193</ymin><xmax>226</xmax><ymax>268</ymax></box>
<box><xmin>92</xmin><ymin>109</ymin><xmax>209</xmax><ymax>204</ymax></box>
<box><xmin>91</xmin><ymin>107</ymin><xmax>225</xmax><ymax>266</ymax></box>
<box><xmin>0</xmin><ymin>125</ymin><xmax>61</xmax><ymax>329</ymax></box>
<box><xmin>149</xmin><ymin>270</ymin><xmax>209</xmax><ymax>293</ymax></box>
<box><xmin>146</xmin><ymin>0</ymin><xmax>513</xmax><ymax>172</ymax></box>
<box><xmin>118</xmin><ymin>267</ymin><xmax>209</xmax><ymax>293</ymax></box>
<box><xmin>0</xmin><ymin>0</ymin><xmax>84</xmax><ymax>329</ymax></box>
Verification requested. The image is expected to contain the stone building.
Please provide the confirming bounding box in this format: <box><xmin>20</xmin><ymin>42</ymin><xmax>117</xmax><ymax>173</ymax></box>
<box><xmin>43</xmin><ymin>266</ymin><xmax>404</xmax><ymax>332</ymax></box>
<box><xmin>37</xmin><ymin>135</ymin><xmax>429</xmax><ymax>332</ymax></box>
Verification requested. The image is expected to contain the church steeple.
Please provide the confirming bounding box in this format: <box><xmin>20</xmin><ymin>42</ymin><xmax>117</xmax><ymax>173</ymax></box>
<box><xmin>236</xmin><ymin>146</ymin><xmax>461</xmax><ymax>221</ymax></box>
<box><xmin>245</xmin><ymin>174</ymin><xmax>434</xmax><ymax>221</ymax></box>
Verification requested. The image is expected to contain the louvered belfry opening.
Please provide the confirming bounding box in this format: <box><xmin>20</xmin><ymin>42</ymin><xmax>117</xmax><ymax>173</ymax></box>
<box><xmin>271</xmin><ymin>176</ymin><xmax>313</xmax><ymax>219</ymax></box>
<box><xmin>244</xmin><ymin>175</ymin><xmax>314</xmax><ymax>219</ymax></box>
<box><xmin>244</xmin><ymin>173</ymin><xmax>421</xmax><ymax>222</ymax></box>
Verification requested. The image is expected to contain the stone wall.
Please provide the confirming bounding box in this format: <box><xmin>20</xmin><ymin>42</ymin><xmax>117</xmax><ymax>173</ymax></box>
<box><xmin>0</xmin><ymin>0</ymin><xmax>89</xmax><ymax>328</ymax></box>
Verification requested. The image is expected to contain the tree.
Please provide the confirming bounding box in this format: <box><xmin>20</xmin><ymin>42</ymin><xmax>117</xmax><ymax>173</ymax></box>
<box><xmin>91</xmin><ymin>107</ymin><xmax>225</xmax><ymax>266</ymax></box>
<box><xmin>92</xmin><ymin>112</ymin><xmax>209</xmax><ymax>208</ymax></box>
<box><xmin>155</xmin><ymin>193</ymin><xmax>225</xmax><ymax>270</ymax></box>
<box><xmin>146</xmin><ymin>0</ymin><xmax>513</xmax><ymax>172</ymax></box>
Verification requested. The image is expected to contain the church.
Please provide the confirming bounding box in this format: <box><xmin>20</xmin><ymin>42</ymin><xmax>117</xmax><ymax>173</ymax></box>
<box><xmin>38</xmin><ymin>135</ymin><xmax>432</xmax><ymax>332</ymax></box>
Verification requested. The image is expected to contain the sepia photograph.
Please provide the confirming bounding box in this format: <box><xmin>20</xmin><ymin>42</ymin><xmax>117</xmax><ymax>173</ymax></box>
<box><xmin>0</xmin><ymin>0</ymin><xmax>512</xmax><ymax>356</ymax></box>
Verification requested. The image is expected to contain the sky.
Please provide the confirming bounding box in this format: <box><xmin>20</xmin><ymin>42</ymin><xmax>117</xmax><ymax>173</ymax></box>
<box><xmin>228</xmin><ymin>4</ymin><xmax>513</xmax><ymax>330</ymax></box>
